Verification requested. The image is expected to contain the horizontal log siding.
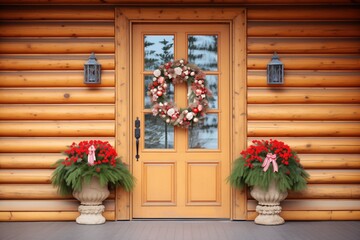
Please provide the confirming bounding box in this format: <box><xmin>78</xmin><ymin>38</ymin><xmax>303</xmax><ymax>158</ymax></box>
<box><xmin>0</xmin><ymin>6</ymin><xmax>116</xmax><ymax>221</ymax></box>
<box><xmin>246</xmin><ymin>5</ymin><xmax>360</xmax><ymax>220</ymax></box>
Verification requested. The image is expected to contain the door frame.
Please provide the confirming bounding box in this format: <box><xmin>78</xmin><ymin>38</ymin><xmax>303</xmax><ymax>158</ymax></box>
<box><xmin>114</xmin><ymin>8</ymin><xmax>247</xmax><ymax>220</ymax></box>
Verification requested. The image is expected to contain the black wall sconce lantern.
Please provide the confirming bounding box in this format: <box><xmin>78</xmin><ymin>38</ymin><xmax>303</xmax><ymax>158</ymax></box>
<box><xmin>267</xmin><ymin>52</ymin><xmax>284</xmax><ymax>85</ymax></box>
<box><xmin>84</xmin><ymin>52</ymin><xmax>101</xmax><ymax>84</ymax></box>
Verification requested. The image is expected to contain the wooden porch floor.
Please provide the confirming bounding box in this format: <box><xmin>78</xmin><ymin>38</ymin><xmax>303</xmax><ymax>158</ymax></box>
<box><xmin>1</xmin><ymin>220</ymin><xmax>359</xmax><ymax>240</ymax></box>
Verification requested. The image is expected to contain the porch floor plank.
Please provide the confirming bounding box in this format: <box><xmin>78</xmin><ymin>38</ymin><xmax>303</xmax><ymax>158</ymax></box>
<box><xmin>0</xmin><ymin>220</ymin><xmax>359</xmax><ymax>240</ymax></box>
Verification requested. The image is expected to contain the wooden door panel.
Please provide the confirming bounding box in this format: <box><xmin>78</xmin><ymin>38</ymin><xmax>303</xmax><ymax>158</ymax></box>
<box><xmin>142</xmin><ymin>162</ymin><xmax>176</xmax><ymax>205</ymax></box>
<box><xmin>186</xmin><ymin>161</ymin><xmax>221</xmax><ymax>205</ymax></box>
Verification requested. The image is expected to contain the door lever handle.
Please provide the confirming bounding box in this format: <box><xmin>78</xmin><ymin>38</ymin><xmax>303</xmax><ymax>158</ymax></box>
<box><xmin>135</xmin><ymin>117</ymin><xmax>140</xmax><ymax>161</ymax></box>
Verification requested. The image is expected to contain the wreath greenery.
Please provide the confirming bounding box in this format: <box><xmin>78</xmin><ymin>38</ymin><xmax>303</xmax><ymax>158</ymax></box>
<box><xmin>148</xmin><ymin>59</ymin><xmax>212</xmax><ymax>128</ymax></box>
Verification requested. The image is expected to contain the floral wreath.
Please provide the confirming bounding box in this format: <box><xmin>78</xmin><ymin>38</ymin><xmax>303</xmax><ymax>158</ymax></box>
<box><xmin>148</xmin><ymin>59</ymin><xmax>212</xmax><ymax>128</ymax></box>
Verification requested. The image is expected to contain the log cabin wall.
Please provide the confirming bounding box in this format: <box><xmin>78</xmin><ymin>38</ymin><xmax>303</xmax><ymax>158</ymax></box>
<box><xmin>0</xmin><ymin>1</ymin><xmax>359</xmax><ymax>221</ymax></box>
<box><xmin>0</xmin><ymin>6</ymin><xmax>117</xmax><ymax>221</ymax></box>
<box><xmin>246</xmin><ymin>5</ymin><xmax>360</xmax><ymax>220</ymax></box>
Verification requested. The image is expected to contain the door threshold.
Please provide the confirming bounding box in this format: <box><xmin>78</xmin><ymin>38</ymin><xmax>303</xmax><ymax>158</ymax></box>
<box><xmin>132</xmin><ymin>218</ymin><xmax>231</xmax><ymax>221</ymax></box>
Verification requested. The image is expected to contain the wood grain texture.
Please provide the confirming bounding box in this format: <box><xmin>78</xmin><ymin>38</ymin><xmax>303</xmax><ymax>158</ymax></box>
<box><xmin>0</xmin><ymin>184</ymin><xmax>115</xmax><ymax>200</ymax></box>
<box><xmin>0</xmin><ymin>211</ymin><xmax>115</xmax><ymax>221</ymax></box>
<box><xmin>248</xmin><ymin>54</ymin><xmax>360</xmax><ymax>70</ymax></box>
<box><xmin>0</xmin><ymin>121</ymin><xmax>115</xmax><ymax>137</ymax></box>
<box><xmin>0</xmin><ymin>137</ymin><xmax>115</xmax><ymax>153</ymax></box>
<box><xmin>307</xmin><ymin>170</ymin><xmax>360</xmax><ymax>184</ymax></box>
<box><xmin>248</xmin><ymin>104</ymin><xmax>360</xmax><ymax>120</ymax></box>
<box><xmin>248</xmin><ymin>88</ymin><xmax>360</xmax><ymax>104</ymax></box>
<box><xmin>0</xmin><ymin>88</ymin><xmax>115</xmax><ymax>104</ymax></box>
<box><xmin>0</xmin><ymin>38</ymin><xmax>114</xmax><ymax>54</ymax></box>
<box><xmin>247</xmin><ymin>70</ymin><xmax>360</xmax><ymax>87</ymax></box>
<box><xmin>0</xmin><ymin>21</ymin><xmax>114</xmax><ymax>37</ymax></box>
<box><xmin>0</xmin><ymin>0</ymin><xmax>357</xmax><ymax>4</ymax></box>
<box><xmin>0</xmin><ymin>199</ymin><xmax>115</xmax><ymax>211</ymax></box>
<box><xmin>298</xmin><ymin>154</ymin><xmax>360</xmax><ymax>169</ymax></box>
<box><xmin>248</xmin><ymin>121</ymin><xmax>360</xmax><ymax>137</ymax></box>
<box><xmin>247</xmin><ymin>210</ymin><xmax>360</xmax><ymax>220</ymax></box>
<box><xmin>248</xmin><ymin>37</ymin><xmax>360</xmax><ymax>54</ymax></box>
<box><xmin>287</xmin><ymin>184</ymin><xmax>360</xmax><ymax>199</ymax></box>
<box><xmin>0</xmin><ymin>105</ymin><xmax>115</xmax><ymax>120</ymax></box>
<box><xmin>248</xmin><ymin>199</ymin><xmax>360</xmax><ymax>211</ymax></box>
<box><xmin>0</xmin><ymin>169</ymin><xmax>53</xmax><ymax>184</ymax></box>
<box><xmin>248</xmin><ymin>21</ymin><xmax>360</xmax><ymax>37</ymax></box>
<box><xmin>0</xmin><ymin>54</ymin><xmax>114</xmax><ymax>70</ymax></box>
<box><xmin>0</xmin><ymin>153</ymin><xmax>63</xmax><ymax>169</ymax></box>
<box><xmin>0</xmin><ymin>184</ymin><xmax>71</xmax><ymax>199</ymax></box>
<box><xmin>0</xmin><ymin>6</ymin><xmax>114</xmax><ymax>20</ymax></box>
<box><xmin>247</xmin><ymin>6</ymin><xmax>360</xmax><ymax>20</ymax></box>
<box><xmin>0</xmin><ymin>70</ymin><xmax>115</xmax><ymax>87</ymax></box>
<box><xmin>247</xmin><ymin>137</ymin><xmax>360</xmax><ymax>154</ymax></box>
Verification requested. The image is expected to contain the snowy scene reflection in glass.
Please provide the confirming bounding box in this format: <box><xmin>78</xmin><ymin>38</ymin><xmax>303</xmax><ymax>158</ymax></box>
<box><xmin>188</xmin><ymin>114</ymin><xmax>218</xmax><ymax>149</ymax></box>
<box><xmin>144</xmin><ymin>35</ymin><xmax>174</xmax><ymax>71</ymax></box>
<box><xmin>188</xmin><ymin>35</ymin><xmax>218</xmax><ymax>71</ymax></box>
<box><xmin>145</xmin><ymin>114</ymin><xmax>174</xmax><ymax>149</ymax></box>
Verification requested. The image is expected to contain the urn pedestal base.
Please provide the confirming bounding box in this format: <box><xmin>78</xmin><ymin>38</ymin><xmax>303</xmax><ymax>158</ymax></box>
<box><xmin>76</xmin><ymin>205</ymin><xmax>106</xmax><ymax>225</ymax></box>
<box><xmin>73</xmin><ymin>177</ymin><xmax>110</xmax><ymax>225</ymax></box>
<box><xmin>254</xmin><ymin>204</ymin><xmax>285</xmax><ymax>225</ymax></box>
<box><xmin>250</xmin><ymin>181</ymin><xmax>288</xmax><ymax>226</ymax></box>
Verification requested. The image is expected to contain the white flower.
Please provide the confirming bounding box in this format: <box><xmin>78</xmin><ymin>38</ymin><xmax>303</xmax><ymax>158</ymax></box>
<box><xmin>174</xmin><ymin>67</ymin><xmax>182</xmax><ymax>76</ymax></box>
<box><xmin>153</xmin><ymin>69</ymin><xmax>161</xmax><ymax>77</ymax></box>
<box><xmin>159</xmin><ymin>102</ymin><xmax>163</xmax><ymax>106</ymax></box>
<box><xmin>198</xmin><ymin>105</ymin><xmax>203</xmax><ymax>111</ymax></box>
<box><xmin>168</xmin><ymin>74</ymin><xmax>172</xmax><ymax>79</ymax></box>
<box><xmin>184</xmin><ymin>70</ymin><xmax>189</xmax><ymax>75</ymax></box>
<box><xmin>186</xmin><ymin>112</ymin><xmax>194</xmax><ymax>120</ymax></box>
<box><xmin>167</xmin><ymin>108</ymin><xmax>175</xmax><ymax>116</ymax></box>
<box><xmin>166</xmin><ymin>118</ymin><xmax>170</xmax><ymax>123</ymax></box>
<box><xmin>201</xmin><ymin>94</ymin><xmax>206</xmax><ymax>99</ymax></box>
<box><xmin>180</xmin><ymin>59</ymin><xmax>184</xmax><ymax>64</ymax></box>
<box><xmin>163</xmin><ymin>83</ymin><xmax>168</xmax><ymax>88</ymax></box>
<box><xmin>153</xmin><ymin>77</ymin><xmax>157</xmax><ymax>81</ymax></box>
<box><xmin>198</xmin><ymin>80</ymin><xmax>203</xmax><ymax>84</ymax></box>
<box><xmin>193</xmin><ymin>117</ymin><xmax>199</xmax><ymax>123</ymax></box>
<box><xmin>152</xmin><ymin>95</ymin><xmax>158</xmax><ymax>101</ymax></box>
<box><xmin>185</xmin><ymin>76</ymin><xmax>189</xmax><ymax>79</ymax></box>
<box><xmin>190</xmin><ymin>72</ymin><xmax>195</xmax><ymax>76</ymax></box>
<box><xmin>184</xmin><ymin>110</ymin><xmax>188</xmax><ymax>114</ymax></box>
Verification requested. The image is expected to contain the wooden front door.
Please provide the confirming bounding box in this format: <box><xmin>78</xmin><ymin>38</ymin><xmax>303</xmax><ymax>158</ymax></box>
<box><xmin>132</xmin><ymin>23</ymin><xmax>230</xmax><ymax>218</ymax></box>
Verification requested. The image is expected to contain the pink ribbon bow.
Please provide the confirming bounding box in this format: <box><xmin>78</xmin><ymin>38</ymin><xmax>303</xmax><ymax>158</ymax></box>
<box><xmin>87</xmin><ymin>145</ymin><xmax>96</xmax><ymax>166</ymax></box>
<box><xmin>262</xmin><ymin>153</ymin><xmax>278</xmax><ymax>172</ymax></box>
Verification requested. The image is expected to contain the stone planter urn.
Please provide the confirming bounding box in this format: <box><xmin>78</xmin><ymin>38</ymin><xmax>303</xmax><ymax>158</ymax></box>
<box><xmin>250</xmin><ymin>180</ymin><xmax>288</xmax><ymax>225</ymax></box>
<box><xmin>73</xmin><ymin>177</ymin><xmax>110</xmax><ymax>224</ymax></box>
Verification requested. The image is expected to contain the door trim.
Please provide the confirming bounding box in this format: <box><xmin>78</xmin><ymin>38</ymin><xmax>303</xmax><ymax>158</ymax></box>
<box><xmin>115</xmin><ymin>7</ymin><xmax>247</xmax><ymax>220</ymax></box>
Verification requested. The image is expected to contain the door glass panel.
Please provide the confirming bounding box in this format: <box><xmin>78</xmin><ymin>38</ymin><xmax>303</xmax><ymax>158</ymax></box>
<box><xmin>144</xmin><ymin>35</ymin><xmax>174</xmax><ymax>71</ymax></box>
<box><xmin>187</xmin><ymin>35</ymin><xmax>218</xmax><ymax>71</ymax></box>
<box><xmin>206</xmin><ymin>75</ymin><xmax>218</xmax><ymax>109</ymax></box>
<box><xmin>188</xmin><ymin>114</ymin><xmax>218</xmax><ymax>149</ymax></box>
<box><xmin>145</xmin><ymin>75</ymin><xmax>174</xmax><ymax>109</ymax></box>
<box><xmin>145</xmin><ymin>114</ymin><xmax>174</xmax><ymax>149</ymax></box>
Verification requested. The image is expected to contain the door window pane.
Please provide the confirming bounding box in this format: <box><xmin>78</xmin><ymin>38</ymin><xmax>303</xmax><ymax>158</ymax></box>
<box><xmin>206</xmin><ymin>75</ymin><xmax>218</xmax><ymax>109</ymax></box>
<box><xmin>145</xmin><ymin>75</ymin><xmax>174</xmax><ymax>109</ymax></box>
<box><xmin>188</xmin><ymin>35</ymin><xmax>218</xmax><ymax>71</ymax></box>
<box><xmin>145</xmin><ymin>114</ymin><xmax>174</xmax><ymax>149</ymax></box>
<box><xmin>188</xmin><ymin>114</ymin><xmax>218</xmax><ymax>149</ymax></box>
<box><xmin>144</xmin><ymin>35</ymin><xmax>174</xmax><ymax>71</ymax></box>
